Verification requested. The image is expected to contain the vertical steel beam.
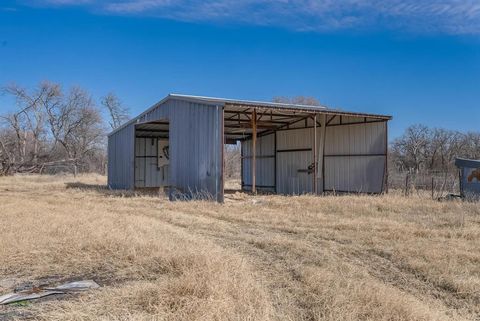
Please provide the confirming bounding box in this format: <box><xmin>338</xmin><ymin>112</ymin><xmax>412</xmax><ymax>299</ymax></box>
<box><xmin>317</xmin><ymin>114</ymin><xmax>327</xmax><ymax>194</ymax></box>
<box><xmin>313</xmin><ymin>114</ymin><xmax>317</xmax><ymax>194</ymax></box>
<box><xmin>274</xmin><ymin>131</ymin><xmax>277</xmax><ymax>193</ymax></box>
<box><xmin>219</xmin><ymin>106</ymin><xmax>225</xmax><ymax>202</ymax></box>
<box><xmin>385</xmin><ymin>121</ymin><xmax>389</xmax><ymax>194</ymax></box>
<box><xmin>252</xmin><ymin>109</ymin><xmax>257</xmax><ymax>194</ymax></box>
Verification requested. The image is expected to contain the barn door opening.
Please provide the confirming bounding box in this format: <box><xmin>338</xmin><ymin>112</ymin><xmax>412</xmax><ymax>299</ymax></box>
<box><xmin>134</xmin><ymin>120</ymin><xmax>170</xmax><ymax>189</ymax></box>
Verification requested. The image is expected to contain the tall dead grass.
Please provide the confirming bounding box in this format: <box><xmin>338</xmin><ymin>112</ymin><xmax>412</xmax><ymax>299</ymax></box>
<box><xmin>1</xmin><ymin>174</ymin><xmax>479</xmax><ymax>321</ymax></box>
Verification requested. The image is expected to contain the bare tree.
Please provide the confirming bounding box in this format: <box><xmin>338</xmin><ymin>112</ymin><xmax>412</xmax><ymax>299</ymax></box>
<box><xmin>0</xmin><ymin>81</ymin><xmax>106</xmax><ymax>175</ymax></box>
<box><xmin>0</xmin><ymin>128</ymin><xmax>14</xmax><ymax>175</ymax></box>
<box><xmin>390</xmin><ymin>124</ymin><xmax>480</xmax><ymax>175</ymax></box>
<box><xmin>0</xmin><ymin>112</ymin><xmax>27</xmax><ymax>167</ymax></box>
<box><xmin>224</xmin><ymin>144</ymin><xmax>241</xmax><ymax>179</ymax></box>
<box><xmin>44</xmin><ymin>86</ymin><xmax>105</xmax><ymax>175</ymax></box>
<box><xmin>391</xmin><ymin>125</ymin><xmax>430</xmax><ymax>172</ymax></box>
<box><xmin>101</xmin><ymin>93</ymin><xmax>129</xmax><ymax>130</ymax></box>
<box><xmin>0</xmin><ymin>82</ymin><xmax>56</xmax><ymax>172</ymax></box>
<box><xmin>463</xmin><ymin>132</ymin><xmax>480</xmax><ymax>159</ymax></box>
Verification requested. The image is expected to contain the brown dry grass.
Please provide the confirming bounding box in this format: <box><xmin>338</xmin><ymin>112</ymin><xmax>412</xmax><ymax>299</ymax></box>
<box><xmin>1</xmin><ymin>174</ymin><xmax>480</xmax><ymax>321</ymax></box>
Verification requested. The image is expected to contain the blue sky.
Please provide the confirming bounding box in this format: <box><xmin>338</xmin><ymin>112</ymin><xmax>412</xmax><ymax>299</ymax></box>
<box><xmin>0</xmin><ymin>1</ymin><xmax>479</xmax><ymax>139</ymax></box>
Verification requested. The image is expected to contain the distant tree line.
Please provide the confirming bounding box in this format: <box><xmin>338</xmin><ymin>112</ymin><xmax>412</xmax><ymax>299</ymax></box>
<box><xmin>0</xmin><ymin>81</ymin><xmax>128</xmax><ymax>176</ymax></box>
<box><xmin>390</xmin><ymin>124</ymin><xmax>480</xmax><ymax>173</ymax></box>
<box><xmin>2</xmin><ymin>83</ymin><xmax>478</xmax><ymax>178</ymax></box>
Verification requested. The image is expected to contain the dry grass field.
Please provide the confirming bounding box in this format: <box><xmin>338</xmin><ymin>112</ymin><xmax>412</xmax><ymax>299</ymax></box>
<box><xmin>1</xmin><ymin>175</ymin><xmax>480</xmax><ymax>321</ymax></box>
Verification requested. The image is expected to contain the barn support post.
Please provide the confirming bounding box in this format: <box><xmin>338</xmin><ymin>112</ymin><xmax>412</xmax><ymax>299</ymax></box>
<box><xmin>251</xmin><ymin>109</ymin><xmax>257</xmax><ymax>194</ymax></box>
<box><xmin>313</xmin><ymin>114</ymin><xmax>318</xmax><ymax>194</ymax></box>
<box><xmin>219</xmin><ymin>105</ymin><xmax>225</xmax><ymax>202</ymax></box>
<box><xmin>317</xmin><ymin>114</ymin><xmax>327</xmax><ymax>194</ymax></box>
<box><xmin>385</xmin><ymin>121</ymin><xmax>389</xmax><ymax>194</ymax></box>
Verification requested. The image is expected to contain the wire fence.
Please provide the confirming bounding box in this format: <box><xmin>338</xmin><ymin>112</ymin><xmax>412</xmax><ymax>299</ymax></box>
<box><xmin>389</xmin><ymin>169</ymin><xmax>460</xmax><ymax>199</ymax></box>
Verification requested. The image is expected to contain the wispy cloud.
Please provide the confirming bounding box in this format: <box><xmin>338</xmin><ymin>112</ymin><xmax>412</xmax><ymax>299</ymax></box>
<box><xmin>20</xmin><ymin>0</ymin><xmax>480</xmax><ymax>34</ymax></box>
<box><xmin>42</xmin><ymin>0</ymin><xmax>94</xmax><ymax>5</ymax></box>
<box><xmin>1</xmin><ymin>6</ymin><xmax>18</xmax><ymax>11</ymax></box>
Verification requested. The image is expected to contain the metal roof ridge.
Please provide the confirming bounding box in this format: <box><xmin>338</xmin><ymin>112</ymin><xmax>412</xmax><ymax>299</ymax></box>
<box><xmin>169</xmin><ymin>93</ymin><xmax>330</xmax><ymax>110</ymax></box>
<box><xmin>108</xmin><ymin>93</ymin><xmax>392</xmax><ymax>137</ymax></box>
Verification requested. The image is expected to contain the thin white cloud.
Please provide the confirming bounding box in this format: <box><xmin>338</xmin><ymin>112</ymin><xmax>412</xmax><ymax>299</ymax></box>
<box><xmin>21</xmin><ymin>0</ymin><xmax>480</xmax><ymax>34</ymax></box>
<box><xmin>106</xmin><ymin>0</ymin><xmax>173</xmax><ymax>13</ymax></box>
<box><xmin>43</xmin><ymin>0</ymin><xmax>93</xmax><ymax>4</ymax></box>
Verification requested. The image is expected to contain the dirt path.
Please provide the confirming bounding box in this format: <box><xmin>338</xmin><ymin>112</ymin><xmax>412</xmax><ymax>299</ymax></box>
<box><xmin>127</xmin><ymin>200</ymin><xmax>478</xmax><ymax>321</ymax></box>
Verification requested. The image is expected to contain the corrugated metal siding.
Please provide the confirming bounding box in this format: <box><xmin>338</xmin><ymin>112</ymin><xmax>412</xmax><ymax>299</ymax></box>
<box><xmin>277</xmin><ymin>128</ymin><xmax>313</xmax><ymax>150</ymax></box>
<box><xmin>108</xmin><ymin>99</ymin><xmax>223</xmax><ymax>201</ymax></box>
<box><xmin>242</xmin><ymin>133</ymin><xmax>275</xmax><ymax>191</ymax></box>
<box><xmin>323</xmin><ymin>121</ymin><xmax>387</xmax><ymax>193</ymax></box>
<box><xmin>324</xmin><ymin>121</ymin><xmax>385</xmax><ymax>155</ymax></box>
<box><xmin>324</xmin><ymin>156</ymin><xmax>385</xmax><ymax>193</ymax></box>
<box><xmin>276</xmin><ymin>128</ymin><xmax>314</xmax><ymax>194</ymax></box>
<box><xmin>240</xmin><ymin>120</ymin><xmax>387</xmax><ymax>195</ymax></box>
<box><xmin>107</xmin><ymin>123</ymin><xmax>135</xmax><ymax>190</ymax></box>
<box><xmin>277</xmin><ymin>150</ymin><xmax>313</xmax><ymax>194</ymax></box>
<box><xmin>144</xmin><ymin>99</ymin><xmax>223</xmax><ymax>201</ymax></box>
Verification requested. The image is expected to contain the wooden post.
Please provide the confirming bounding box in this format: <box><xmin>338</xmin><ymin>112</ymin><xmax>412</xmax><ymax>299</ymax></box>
<box><xmin>405</xmin><ymin>173</ymin><xmax>409</xmax><ymax>197</ymax></box>
<box><xmin>313</xmin><ymin>114</ymin><xmax>317</xmax><ymax>194</ymax></box>
<box><xmin>252</xmin><ymin>109</ymin><xmax>257</xmax><ymax>194</ymax></box>
<box><xmin>431</xmin><ymin>176</ymin><xmax>434</xmax><ymax>200</ymax></box>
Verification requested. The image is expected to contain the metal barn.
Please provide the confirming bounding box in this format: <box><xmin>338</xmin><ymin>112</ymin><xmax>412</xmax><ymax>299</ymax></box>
<box><xmin>108</xmin><ymin>94</ymin><xmax>392</xmax><ymax>202</ymax></box>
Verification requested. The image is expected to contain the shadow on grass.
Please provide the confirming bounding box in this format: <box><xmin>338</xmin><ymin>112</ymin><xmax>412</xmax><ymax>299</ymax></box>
<box><xmin>224</xmin><ymin>188</ymin><xmax>243</xmax><ymax>195</ymax></box>
<box><xmin>65</xmin><ymin>182</ymin><xmax>167</xmax><ymax>198</ymax></box>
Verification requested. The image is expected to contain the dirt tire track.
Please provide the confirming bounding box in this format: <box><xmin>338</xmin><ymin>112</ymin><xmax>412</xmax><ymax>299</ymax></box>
<box><xmin>130</xmin><ymin>205</ymin><xmax>476</xmax><ymax>320</ymax></box>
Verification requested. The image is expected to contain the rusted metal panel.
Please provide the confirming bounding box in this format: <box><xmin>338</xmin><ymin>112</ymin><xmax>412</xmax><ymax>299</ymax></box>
<box><xmin>455</xmin><ymin>158</ymin><xmax>480</xmax><ymax>200</ymax></box>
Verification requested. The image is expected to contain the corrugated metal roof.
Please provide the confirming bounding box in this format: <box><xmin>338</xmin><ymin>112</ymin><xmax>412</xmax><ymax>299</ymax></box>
<box><xmin>455</xmin><ymin>157</ymin><xmax>480</xmax><ymax>168</ymax></box>
<box><xmin>170</xmin><ymin>94</ymin><xmax>330</xmax><ymax>111</ymax></box>
<box><xmin>109</xmin><ymin>93</ymin><xmax>392</xmax><ymax>137</ymax></box>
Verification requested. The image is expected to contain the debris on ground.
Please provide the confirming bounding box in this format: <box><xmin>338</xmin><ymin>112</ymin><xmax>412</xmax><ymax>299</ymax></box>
<box><xmin>45</xmin><ymin>280</ymin><xmax>100</xmax><ymax>292</ymax></box>
<box><xmin>0</xmin><ymin>280</ymin><xmax>100</xmax><ymax>305</ymax></box>
<box><xmin>0</xmin><ymin>289</ymin><xmax>64</xmax><ymax>305</ymax></box>
<box><xmin>251</xmin><ymin>198</ymin><xmax>264</xmax><ymax>205</ymax></box>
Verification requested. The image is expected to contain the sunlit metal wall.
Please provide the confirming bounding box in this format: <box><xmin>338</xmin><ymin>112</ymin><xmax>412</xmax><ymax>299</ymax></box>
<box><xmin>108</xmin><ymin>99</ymin><xmax>224</xmax><ymax>201</ymax></box>
<box><xmin>323</xmin><ymin>121</ymin><xmax>387</xmax><ymax>193</ymax></box>
<box><xmin>241</xmin><ymin>117</ymin><xmax>388</xmax><ymax>195</ymax></box>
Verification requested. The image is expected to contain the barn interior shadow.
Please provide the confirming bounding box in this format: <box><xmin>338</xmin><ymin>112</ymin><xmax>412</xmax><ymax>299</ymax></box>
<box><xmin>65</xmin><ymin>182</ymin><xmax>168</xmax><ymax>198</ymax></box>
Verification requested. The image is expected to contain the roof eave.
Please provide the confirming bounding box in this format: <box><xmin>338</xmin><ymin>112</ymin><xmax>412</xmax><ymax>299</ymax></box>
<box><xmin>108</xmin><ymin>94</ymin><xmax>392</xmax><ymax>137</ymax></box>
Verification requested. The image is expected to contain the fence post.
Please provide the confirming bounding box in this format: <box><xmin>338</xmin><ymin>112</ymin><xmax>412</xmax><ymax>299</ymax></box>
<box><xmin>405</xmin><ymin>173</ymin><xmax>409</xmax><ymax>197</ymax></box>
<box><xmin>431</xmin><ymin>176</ymin><xmax>434</xmax><ymax>200</ymax></box>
